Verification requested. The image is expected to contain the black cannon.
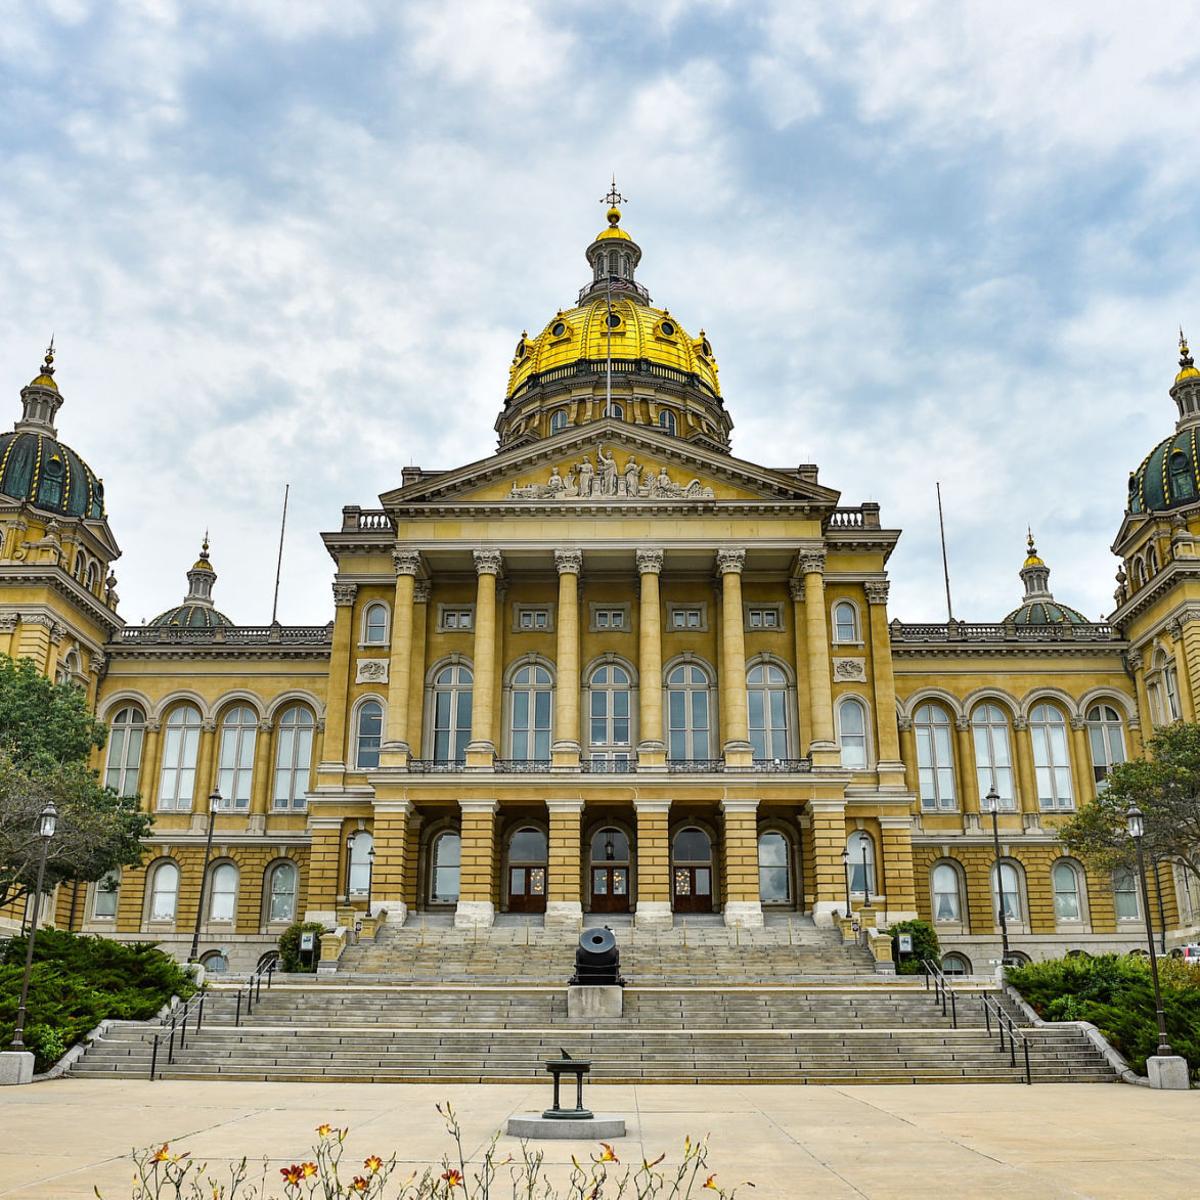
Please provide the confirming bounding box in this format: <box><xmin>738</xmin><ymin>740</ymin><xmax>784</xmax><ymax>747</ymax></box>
<box><xmin>569</xmin><ymin>926</ymin><xmax>625</xmax><ymax>986</ymax></box>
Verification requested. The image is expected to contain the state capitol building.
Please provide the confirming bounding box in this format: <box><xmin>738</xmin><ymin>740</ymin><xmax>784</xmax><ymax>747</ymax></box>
<box><xmin>3</xmin><ymin>194</ymin><xmax>1200</xmax><ymax>975</ymax></box>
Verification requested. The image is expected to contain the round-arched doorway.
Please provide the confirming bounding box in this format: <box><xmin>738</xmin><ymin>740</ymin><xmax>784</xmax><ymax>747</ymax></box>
<box><xmin>589</xmin><ymin>826</ymin><xmax>631</xmax><ymax>913</ymax></box>
<box><xmin>672</xmin><ymin>827</ymin><xmax>713</xmax><ymax>914</ymax></box>
<box><xmin>507</xmin><ymin>826</ymin><xmax>548</xmax><ymax>913</ymax></box>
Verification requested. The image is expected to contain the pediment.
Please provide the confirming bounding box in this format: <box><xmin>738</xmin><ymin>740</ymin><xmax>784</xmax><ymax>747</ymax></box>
<box><xmin>381</xmin><ymin>421</ymin><xmax>840</xmax><ymax>508</ymax></box>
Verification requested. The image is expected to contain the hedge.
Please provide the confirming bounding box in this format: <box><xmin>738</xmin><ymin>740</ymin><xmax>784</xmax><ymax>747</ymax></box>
<box><xmin>0</xmin><ymin>929</ymin><xmax>195</xmax><ymax>1072</ymax></box>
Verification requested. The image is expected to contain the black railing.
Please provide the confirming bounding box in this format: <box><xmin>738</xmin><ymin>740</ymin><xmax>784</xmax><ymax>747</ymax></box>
<box><xmin>580</xmin><ymin>758</ymin><xmax>637</xmax><ymax>774</ymax></box>
<box><xmin>494</xmin><ymin>758</ymin><xmax>552</xmax><ymax>774</ymax></box>
<box><xmin>408</xmin><ymin>759</ymin><xmax>465</xmax><ymax>773</ymax></box>
<box><xmin>980</xmin><ymin>992</ymin><xmax>1033</xmax><ymax>1084</ymax></box>
<box><xmin>751</xmin><ymin>758</ymin><xmax>813</xmax><ymax>773</ymax></box>
<box><xmin>232</xmin><ymin>957</ymin><xmax>277</xmax><ymax>1029</ymax></box>
<box><xmin>667</xmin><ymin>758</ymin><xmax>726</xmax><ymax>774</ymax></box>
<box><xmin>151</xmin><ymin>989</ymin><xmax>208</xmax><ymax>1080</ymax></box>
<box><xmin>920</xmin><ymin>958</ymin><xmax>958</xmax><ymax>1028</ymax></box>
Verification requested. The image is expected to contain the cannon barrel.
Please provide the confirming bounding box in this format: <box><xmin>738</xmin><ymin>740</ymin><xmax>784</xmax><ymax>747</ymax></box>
<box><xmin>570</xmin><ymin>926</ymin><xmax>625</xmax><ymax>986</ymax></box>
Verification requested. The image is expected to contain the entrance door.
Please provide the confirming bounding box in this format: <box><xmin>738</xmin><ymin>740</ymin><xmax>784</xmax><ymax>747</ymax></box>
<box><xmin>589</xmin><ymin>827</ymin><xmax>631</xmax><ymax>913</ymax></box>
<box><xmin>672</xmin><ymin>827</ymin><xmax>713</xmax><ymax>914</ymax></box>
<box><xmin>507</xmin><ymin>826</ymin><xmax>547</xmax><ymax>914</ymax></box>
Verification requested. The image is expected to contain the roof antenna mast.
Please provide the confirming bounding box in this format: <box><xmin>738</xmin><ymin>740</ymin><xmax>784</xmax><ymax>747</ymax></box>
<box><xmin>936</xmin><ymin>481</ymin><xmax>954</xmax><ymax>622</ymax></box>
<box><xmin>601</xmin><ymin>174</ymin><xmax>626</xmax><ymax>419</ymax></box>
<box><xmin>270</xmin><ymin>483</ymin><xmax>290</xmax><ymax>625</ymax></box>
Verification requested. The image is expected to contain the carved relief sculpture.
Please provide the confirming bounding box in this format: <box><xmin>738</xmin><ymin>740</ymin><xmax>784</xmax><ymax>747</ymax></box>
<box><xmin>509</xmin><ymin>444</ymin><xmax>715</xmax><ymax>500</ymax></box>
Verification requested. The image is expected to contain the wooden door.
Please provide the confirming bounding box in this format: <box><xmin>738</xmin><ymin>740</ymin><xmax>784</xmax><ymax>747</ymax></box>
<box><xmin>590</xmin><ymin>865</ymin><xmax>630</xmax><ymax>913</ymax></box>
<box><xmin>509</xmin><ymin>866</ymin><xmax>547</xmax><ymax>913</ymax></box>
<box><xmin>672</xmin><ymin>864</ymin><xmax>712</xmax><ymax>913</ymax></box>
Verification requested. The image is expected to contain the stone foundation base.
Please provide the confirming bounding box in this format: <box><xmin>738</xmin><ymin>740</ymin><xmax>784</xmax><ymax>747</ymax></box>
<box><xmin>567</xmin><ymin>985</ymin><xmax>624</xmax><ymax>1019</ymax></box>
<box><xmin>723</xmin><ymin>901</ymin><xmax>764</xmax><ymax>929</ymax></box>
<box><xmin>0</xmin><ymin>1051</ymin><xmax>34</xmax><ymax>1086</ymax></box>
<box><xmin>506</xmin><ymin>1114</ymin><xmax>626</xmax><ymax>1140</ymax></box>
<box><xmin>544</xmin><ymin>901</ymin><xmax>583</xmax><ymax>929</ymax></box>
<box><xmin>811</xmin><ymin>901</ymin><xmax>840</xmax><ymax>928</ymax></box>
<box><xmin>1148</xmin><ymin>1054</ymin><xmax>1191</xmax><ymax>1090</ymax></box>
<box><xmin>454</xmin><ymin>900</ymin><xmax>496</xmax><ymax>929</ymax></box>
<box><xmin>634</xmin><ymin>901</ymin><xmax>673</xmax><ymax>929</ymax></box>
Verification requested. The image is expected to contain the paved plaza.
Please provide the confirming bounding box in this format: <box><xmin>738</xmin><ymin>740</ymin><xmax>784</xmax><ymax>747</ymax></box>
<box><xmin>0</xmin><ymin>1080</ymin><xmax>1197</xmax><ymax>1199</ymax></box>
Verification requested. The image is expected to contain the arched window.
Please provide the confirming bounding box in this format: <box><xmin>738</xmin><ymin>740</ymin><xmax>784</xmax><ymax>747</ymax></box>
<box><xmin>666</xmin><ymin>662</ymin><xmax>712</xmax><ymax>761</ymax></box>
<box><xmin>914</xmin><ymin>703</ymin><xmax>957</xmax><ymax>810</ymax></box>
<box><xmin>1086</xmin><ymin>703</ymin><xmax>1126</xmax><ymax>787</ymax></box>
<box><xmin>931</xmin><ymin>862</ymin><xmax>964</xmax><ymax>923</ymax></box>
<box><xmin>993</xmin><ymin>860</ymin><xmax>1023</xmax><ymax>923</ymax></box>
<box><xmin>832</xmin><ymin>601</ymin><xmax>859</xmax><ymax>643</ymax></box>
<box><xmin>355</xmin><ymin>699</ymin><xmax>384</xmax><ymax>769</ymax></box>
<box><xmin>347</xmin><ymin>832</ymin><xmax>373</xmax><ymax>897</ymax></box>
<box><xmin>159</xmin><ymin>704</ymin><xmax>202</xmax><ymax>811</ymax></box>
<box><xmin>1029</xmin><ymin>703</ymin><xmax>1074</xmax><ymax>810</ymax></box>
<box><xmin>837</xmin><ymin>697</ymin><xmax>868</xmax><ymax>769</ymax></box>
<box><xmin>217</xmin><ymin>705</ymin><xmax>258</xmax><ymax>809</ymax></box>
<box><xmin>971</xmin><ymin>703</ymin><xmax>1015</xmax><ymax>808</ymax></box>
<box><xmin>608</xmin><ymin>402</ymin><xmax>624</xmax><ymax>420</ymax></box>
<box><xmin>941</xmin><ymin>952</ymin><xmax>972</xmax><ymax>976</ymax></box>
<box><xmin>430</xmin><ymin>831</ymin><xmax>461</xmax><ymax>904</ymax></box>
<box><xmin>846</xmin><ymin>830</ymin><xmax>875</xmax><ymax>896</ymax></box>
<box><xmin>1052</xmin><ymin>860</ymin><xmax>1085</xmax><ymax>924</ymax></box>
<box><xmin>208</xmin><ymin>862</ymin><xmax>238</xmax><ymax>922</ymax></box>
<box><xmin>510</xmin><ymin>663</ymin><xmax>553</xmax><ymax>760</ymax></box>
<box><xmin>658</xmin><ymin>409</ymin><xmax>677</xmax><ymax>435</ymax></box>
<box><xmin>507</xmin><ymin>826</ymin><xmax>548</xmax><ymax>910</ymax></box>
<box><xmin>672</xmin><ymin>827</ymin><xmax>713</xmax><ymax>912</ymax></box>
<box><xmin>747</xmin><ymin>662</ymin><xmax>790</xmax><ymax>760</ymax></box>
<box><xmin>273</xmin><ymin>705</ymin><xmax>315</xmax><ymax>809</ymax></box>
<box><xmin>758</xmin><ymin>831</ymin><xmax>791</xmax><ymax>904</ymax></box>
<box><xmin>590</xmin><ymin>826</ymin><xmax>631</xmax><ymax>912</ymax></box>
<box><xmin>1113</xmin><ymin>867</ymin><xmax>1140</xmax><ymax>921</ymax></box>
<box><xmin>1162</xmin><ymin>652</ymin><xmax>1182</xmax><ymax>723</ymax></box>
<box><xmin>550</xmin><ymin>409</ymin><xmax>568</xmax><ymax>433</ymax></box>
<box><xmin>148</xmin><ymin>860</ymin><xmax>179</xmax><ymax>922</ymax></box>
<box><xmin>432</xmin><ymin>664</ymin><xmax>473</xmax><ymax>762</ymax></box>
<box><xmin>588</xmin><ymin>663</ymin><xmax>632</xmax><ymax>768</ymax></box>
<box><xmin>92</xmin><ymin>869</ymin><xmax>120</xmax><ymax>920</ymax></box>
<box><xmin>1169</xmin><ymin>450</ymin><xmax>1196</xmax><ymax>501</ymax></box>
<box><xmin>105</xmin><ymin>706</ymin><xmax>145</xmax><ymax>797</ymax></box>
<box><xmin>362</xmin><ymin>602</ymin><xmax>389</xmax><ymax>645</ymax></box>
<box><xmin>266</xmin><ymin>861</ymin><xmax>298</xmax><ymax>924</ymax></box>
<box><xmin>200</xmin><ymin>950</ymin><xmax>229</xmax><ymax>974</ymax></box>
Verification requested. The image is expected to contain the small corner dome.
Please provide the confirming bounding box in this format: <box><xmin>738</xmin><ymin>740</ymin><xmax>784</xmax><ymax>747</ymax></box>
<box><xmin>148</xmin><ymin>603</ymin><xmax>234</xmax><ymax>629</ymax></box>
<box><xmin>1002</xmin><ymin>531</ymin><xmax>1089</xmax><ymax>625</ymax></box>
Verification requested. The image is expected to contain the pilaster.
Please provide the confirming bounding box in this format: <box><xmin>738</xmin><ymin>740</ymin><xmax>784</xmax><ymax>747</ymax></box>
<box><xmin>865</xmin><ymin>580</ymin><xmax>904</xmax><ymax>786</ymax></box>
<box><xmin>799</xmin><ymin>550</ymin><xmax>837</xmax><ymax>764</ymax></box>
<box><xmin>720</xmin><ymin>797</ymin><xmax>763</xmax><ymax>927</ymax></box>
<box><xmin>636</xmin><ymin>548</ymin><xmax>666</xmax><ymax>769</ymax></box>
<box><xmin>455</xmin><ymin>798</ymin><xmax>498</xmax><ymax>928</ymax></box>
<box><xmin>465</xmin><ymin>550</ymin><xmax>502</xmax><ymax>768</ymax></box>
<box><xmin>546</xmin><ymin>798</ymin><xmax>585</xmax><ymax>926</ymax></box>
<box><xmin>807</xmin><ymin>797</ymin><xmax>847</xmax><ymax>926</ymax></box>
<box><xmin>304</xmin><ymin>815</ymin><xmax>345</xmax><ymax>924</ymax></box>
<box><xmin>317</xmin><ymin>582</ymin><xmax>357</xmax><ymax>787</ymax></box>
<box><xmin>717</xmin><ymin>549</ymin><xmax>752</xmax><ymax>767</ymax></box>
<box><xmin>633</xmin><ymin>798</ymin><xmax>672</xmax><ymax>927</ymax></box>
<box><xmin>371</xmin><ymin>799</ymin><xmax>411</xmax><ymax>922</ymax></box>
<box><xmin>552</xmin><ymin>550</ymin><xmax>582</xmax><ymax>768</ymax></box>
<box><xmin>878</xmin><ymin>813</ymin><xmax>917</xmax><ymax>921</ymax></box>
<box><xmin>381</xmin><ymin>549</ymin><xmax>421</xmax><ymax>768</ymax></box>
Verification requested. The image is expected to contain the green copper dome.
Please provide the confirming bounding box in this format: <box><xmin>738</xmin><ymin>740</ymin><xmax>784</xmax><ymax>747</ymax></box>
<box><xmin>1001</xmin><ymin>532</ymin><xmax>1090</xmax><ymax>626</ymax></box>
<box><xmin>1128</xmin><ymin>335</ymin><xmax>1200</xmax><ymax>515</ymax></box>
<box><xmin>148</xmin><ymin>537</ymin><xmax>234</xmax><ymax>628</ymax></box>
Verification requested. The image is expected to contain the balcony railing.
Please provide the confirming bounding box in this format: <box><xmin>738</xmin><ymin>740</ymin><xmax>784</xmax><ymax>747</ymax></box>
<box><xmin>580</xmin><ymin>758</ymin><xmax>637</xmax><ymax>775</ymax></box>
<box><xmin>408</xmin><ymin>759</ymin><xmax>465</xmax><ymax>774</ymax></box>
<box><xmin>827</xmin><ymin>504</ymin><xmax>881</xmax><ymax>530</ymax></box>
<box><xmin>493</xmin><ymin>758</ymin><xmax>552</xmax><ymax>774</ymax></box>
<box><xmin>667</xmin><ymin>758</ymin><xmax>726</xmax><ymax>774</ymax></box>
<box><xmin>116</xmin><ymin>624</ymin><xmax>332</xmax><ymax>646</ymax></box>
<box><xmin>889</xmin><ymin>619</ymin><xmax>1118</xmax><ymax>644</ymax></box>
<box><xmin>752</xmin><ymin>758</ymin><xmax>813</xmax><ymax>773</ymax></box>
<box><xmin>339</xmin><ymin>507</ymin><xmax>392</xmax><ymax>532</ymax></box>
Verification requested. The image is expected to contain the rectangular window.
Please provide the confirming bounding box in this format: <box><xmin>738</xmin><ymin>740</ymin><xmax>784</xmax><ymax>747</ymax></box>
<box><xmin>441</xmin><ymin>608</ymin><xmax>474</xmax><ymax>631</ymax></box>
<box><xmin>93</xmin><ymin>872</ymin><xmax>119</xmax><ymax>919</ymax></box>
<box><xmin>747</xmin><ymin>608</ymin><xmax>780</xmax><ymax>629</ymax></box>
<box><xmin>1113</xmin><ymin>870</ymin><xmax>1140</xmax><ymax>920</ymax></box>
<box><xmin>594</xmin><ymin>608</ymin><xmax>626</xmax><ymax>630</ymax></box>
<box><xmin>671</xmin><ymin>607</ymin><xmax>703</xmax><ymax>630</ymax></box>
<box><xmin>516</xmin><ymin>607</ymin><xmax>551</xmax><ymax>631</ymax></box>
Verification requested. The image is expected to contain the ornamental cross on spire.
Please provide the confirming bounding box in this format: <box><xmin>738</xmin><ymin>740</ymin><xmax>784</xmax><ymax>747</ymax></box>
<box><xmin>601</xmin><ymin>175</ymin><xmax>626</xmax><ymax>208</ymax></box>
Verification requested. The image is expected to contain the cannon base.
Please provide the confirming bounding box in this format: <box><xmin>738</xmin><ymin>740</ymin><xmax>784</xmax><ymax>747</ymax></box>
<box><xmin>507</xmin><ymin>1114</ymin><xmax>626</xmax><ymax>1140</ymax></box>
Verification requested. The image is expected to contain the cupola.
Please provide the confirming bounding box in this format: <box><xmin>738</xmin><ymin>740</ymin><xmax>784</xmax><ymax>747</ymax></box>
<box><xmin>1002</xmin><ymin>531</ymin><xmax>1088</xmax><ymax>626</ymax></box>
<box><xmin>148</xmin><ymin>534</ymin><xmax>234</xmax><ymax>628</ymax></box>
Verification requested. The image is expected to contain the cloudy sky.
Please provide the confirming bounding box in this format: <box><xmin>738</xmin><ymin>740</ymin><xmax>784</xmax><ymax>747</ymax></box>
<box><xmin>2</xmin><ymin>1</ymin><xmax>1198</xmax><ymax>626</ymax></box>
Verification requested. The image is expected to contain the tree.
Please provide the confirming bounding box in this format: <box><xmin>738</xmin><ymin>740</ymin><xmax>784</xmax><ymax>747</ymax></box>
<box><xmin>1059</xmin><ymin>722</ymin><xmax>1200</xmax><ymax>893</ymax></box>
<box><xmin>0</xmin><ymin>655</ymin><xmax>151</xmax><ymax>911</ymax></box>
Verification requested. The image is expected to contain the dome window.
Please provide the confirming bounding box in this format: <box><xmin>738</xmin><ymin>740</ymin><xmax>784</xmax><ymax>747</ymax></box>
<box><xmin>551</xmin><ymin>321</ymin><xmax>567</xmax><ymax>338</ymax></box>
<box><xmin>661</xmin><ymin>321</ymin><xmax>675</xmax><ymax>337</ymax></box>
<box><xmin>550</xmin><ymin>409</ymin><xmax>568</xmax><ymax>433</ymax></box>
<box><xmin>658</xmin><ymin>409</ymin><xmax>677</xmax><ymax>435</ymax></box>
<box><xmin>1170</xmin><ymin>450</ymin><xmax>1195</xmax><ymax>501</ymax></box>
<box><xmin>514</xmin><ymin>338</ymin><xmax>527</xmax><ymax>360</ymax></box>
<box><xmin>701</xmin><ymin>338</ymin><xmax>712</xmax><ymax>357</ymax></box>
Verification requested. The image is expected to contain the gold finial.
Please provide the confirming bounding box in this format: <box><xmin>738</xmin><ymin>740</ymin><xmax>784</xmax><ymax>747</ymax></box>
<box><xmin>41</xmin><ymin>335</ymin><xmax>55</xmax><ymax>377</ymax></box>
<box><xmin>1024</xmin><ymin>527</ymin><xmax>1045</xmax><ymax>568</ymax></box>
<box><xmin>601</xmin><ymin>174</ymin><xmax>625</xmax><ymax>226</ymax></box>
<box><xmin>1177</xmin><ymin>325</ymin><xmax>1199</xmax><ymax>383</ymax></box>
<box><xmin>201</xmin><ymin>530</ymin><xmax>210</xmax><ymax>559</ymax></box>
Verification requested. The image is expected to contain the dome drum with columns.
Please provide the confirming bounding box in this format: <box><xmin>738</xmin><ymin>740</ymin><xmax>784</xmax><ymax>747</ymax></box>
<box><xmin>4</xmin><ymin>190</ymin><xmax>1199</xmax><ymax>978</ymax></box>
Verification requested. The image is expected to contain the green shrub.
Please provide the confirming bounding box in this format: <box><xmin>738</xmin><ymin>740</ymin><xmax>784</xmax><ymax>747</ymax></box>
<box><xmin>887</xmin><ymin>918</ymin><xmax>940</xmax><ymax>975</ymax></box>
<box><xmin>0</xmin><ymin>930</ymin><xmax>194</xmax><ymax>1072</ymax></box>
<box><xmin>1007</xmin><ymin>953</ymin><xmax>1200</xmax><ymax>1079</ymax></box>
<box><xmin>278</xmin><ymin>921</ymin><xmax>325</xmax><ymax>973</ymax></box>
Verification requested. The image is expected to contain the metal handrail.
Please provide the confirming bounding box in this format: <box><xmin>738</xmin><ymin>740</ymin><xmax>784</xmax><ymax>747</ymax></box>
<box><xmin>151</xmin><ymin>988</ymin><xmax>207</xmax><ymax>1080</ymax></box>
<box><xmin>234</xmin><ymin>957</ymin><xmax>278</xmax><ymax>1028</ymax></box>
<box><xmin>980</xmin><ymin>992</ymin><xmax>1033</xmax><ymax>1084</ymax></box>
<box><xmin>919</xmin><ymin>958</ymin><xmax>958</xmax><ymax>1028</ymax></box>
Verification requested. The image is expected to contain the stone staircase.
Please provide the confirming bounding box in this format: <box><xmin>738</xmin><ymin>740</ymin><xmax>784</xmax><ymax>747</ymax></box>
<box><xmin>69</xmin><ymin>918</ymin><xmax>1117</xmax><ymax>1085</ymax></box>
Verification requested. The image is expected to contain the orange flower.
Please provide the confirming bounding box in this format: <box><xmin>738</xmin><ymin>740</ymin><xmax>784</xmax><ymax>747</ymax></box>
<box><xmin>280</xmin><ymin>1164</ymin><xmax>304</xmax><ymax>1185</ymax></box>
<box><xmin>350</xmin><ymin>1177</ymin><xmax>370</xmax><ymax>1194</ymax></box>
<box><xmin>364</xmin><ymin>1154</ymin><xmax>383</xmax><ymax>1174</ymax></box>
<box><xmin>441</xmin><ymin>1168</ymin><xmax>465</xmax><ymax>1188</ymax></box>
<box><xmin>302</xmin><ymin>1161</ymin><xmax>318</xmax><ymax>1178</ymax></box>
<box><xmin>703</xmin><ymin>1174</ymin><xmax>719</xmax><ymax>1191</ymax></box>
<box><xmin>596</xmin><ymin>1143</ymin><xmax>620</xmax><ymax>1164</ymax></box>
<box><xmin>315</xmin><ymin>1123</ymin><xmax>334</xmax><ymax>1137</ymax></box>
<box><xmin>150</xmin><ymin>1145</ymin><xmax>171</xmax><ymax>1164</ymax></box>
<box><xmin>644</xmin><ymin>1154</ymin><xmax>666</xmax><ymax>1169</ymax></box>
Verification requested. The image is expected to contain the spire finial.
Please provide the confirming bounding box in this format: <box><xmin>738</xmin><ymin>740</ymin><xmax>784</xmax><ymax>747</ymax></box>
<box><xmin>201</xmin><ymin>530</ymin><xmax>210</xmax><ymax>560</ymax></box>
<box><xmin>601</xmin><ymin>175</ymin><xmax>625</xmax><ymax>226</ymax></box>
<box><xmin>1181</xmin><ymin>326</ymin><xmax>1194</xmax><ymax>370</ymax></box>
<box><xmin>1027</xmin><ymin>526</ymin><xmax>1035</xmax><ymax>552</ymax></box>
<box><xmin>41</xmin><ymin>335</ymin><xmax>55</xmax><ymax>378</ymax></box>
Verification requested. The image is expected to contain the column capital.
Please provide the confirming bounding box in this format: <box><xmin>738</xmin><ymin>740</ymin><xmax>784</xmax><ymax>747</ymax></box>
<box><xmin>1127</xmin><ymin>649</ymin><xmax>1143</xmax><ymax>670</ymax></box>
<box><xmin>546</xmin><ymin>798</ymin><xmax>586</xmax><ymax>814</ymax></box>
<box><xmin>897</xmin><ymin>716</ymin><xmax>913</xmax><ymax>732</ymax></box>
<box><xmin>1168</xmin><ymin>618</ymin><xmax>1184</xmax><ymax>642</ymax></box>
<box><xmin>1013</xmin><ymin>716</ymin><xmax>1029</xmax><ymax>731</ymax></box>
<box><xmin>473</xmin><ymin>548</ymin><xmax>503</xmax><ymax>576</ymax></box>
<box><xmin>458</xmin><ymin>798</ymin><xmax>499</xmax><ymax>815</ymax></box>
<box><xmin>719</xmin><ymin>798</ymin><xmax>760</xmax><ymax>815</ymax></box>
<box><xmin>332</xmin><ymin>582</ymin><xmax>358</xmax><ymax>607</ymax></box>
<box><xmin>797</xmin><ymin>548</ymin><xmax>826</xmax><ymax>576</ymax></box>
<box><xmin>1070</xmin><ymin>715</ymin><xmax>1086</xmax><ymax>731</ymax></box>
<box><xmin>555</xmin><ymin>548</ymin><xmax>583</xmax><ymax>575</ymax></box>
<box><xmin>413</xmin><ymin>580</ymin><xmax>432</xmax><ymax>603</ymax></box>
<box><xmin>635</xmin><ymin>547</ymin><xmax>664</xmax><ymax>575</ymax></box>
<box><xmin>788</xmin><ymin>578</ymin><xmax>805</xmax><ymax>603</ymax></box>
<box><xmin>715</xmin><ymin>548</ymin><xmax>746</xmax><ymax>576</ymax></box>
<box><xmin>393</xmin><ymin>549</ymin><xmax>422</xmax><ymax>576</ymax></box>
<box><xmin>955</xmin><ymin>715</ymin><xmax>970</xmax><ymax>732</ymax></box>
<box><xmin>864</xmin><ymin>579</ymin><xmax>890</xmax><ymax>605</ymax></box>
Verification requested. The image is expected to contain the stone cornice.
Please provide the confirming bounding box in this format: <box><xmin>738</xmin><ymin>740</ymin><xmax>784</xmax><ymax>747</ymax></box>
<box><xmin>1110</xmin><ymin>558</ymin><xmax>1200</xmax><ymax>628</ymax></box>
<box><xmin>0</xmin><ymin>565</ymin><xmax>124</xmax><ymax>634</ymax></box>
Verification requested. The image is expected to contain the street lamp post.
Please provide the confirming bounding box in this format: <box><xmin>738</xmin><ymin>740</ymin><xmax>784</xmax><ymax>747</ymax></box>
<box><xmin>10</xmin><ymin>802</ymin><xmax>58</xmax><ymax>1052</ymax></box>
<box><xmin>1126</xmin><ymin>805</ymin><xmax>1173</xmax><ymax>1057</ymax></box>
<box><xmin>841</xmin><ymin>847</ymin><xmax>852</xmax><ymax>918</ymax></box>
<box><xmin>861</xmin><ymin>840</ymin><xmax>872</xmax><ymax>908</ymax></box>
<box><xmin>188</xmin><ymin>790</ymin><xmax>222</xmax><ymax>963</ymax></box>
<box><xmin>366</xmin><ymin>846</ymin><xmax>375</xmax><ymax>913</ymax></box>
<box><xmin>344</xmin><ymin>835</ymin><xmax>356</xmax><ymax>904</ymax></box>
<box><xmin>983</xmin><ymin>787</ymin><xmax>1011</xmax><ymax>964</ymax></box>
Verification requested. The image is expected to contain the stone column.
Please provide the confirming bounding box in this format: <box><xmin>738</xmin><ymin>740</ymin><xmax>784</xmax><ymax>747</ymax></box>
<box><xmin>717</xmin><ymin>549</ymin><xmax>753</xmax><ymax>768</ymax></box>
<box><xmin>865</xmin><ymin>581</ymin><xmax>903</xmax><ymax>779</ymax></box>
<box><xmin>407</xmin><ymin>581</ymin><xmax>431</xmax><ymax>756</ymax></box>
<box><xmin>1129</xmin><ymin>651</ymin><xmax>1153</xmax><ymax>738</ymax></box>
<box><xmin>633</xmin><ymin>798</ymin><xmax>672</xmax><ymax>928</ymax></box>
<box><xmin>1170</xmin><ymin>620</ymin><xmax>1196</xmax><ymax>721</ymax></box>
<box><xmin>788</xmin><ymin>580</ymin><xmax>813</xmax><ymax>746</ymax></box>
<box><xmin>466</xmin><ymin>550</ymin><xmax>502</xmax><ymax>768</ymax></box>
<box><xmin>897</xmin><ymin>717</ymin><xmax>918</xmax><ymax>799</ymax></box>
<box><xmin>955</xmin><ymin>715</ymin><xmax>979</xmax><ymax>816</ymax></box>
<box><xmin>553</xmin><ymin>550</ymin><xmax>583</xmax><ymax>768</ymax></box>
<box><xmin>249</xmin><ymin>719</ymin><xmax>273</xmax><ymax>832</ymax></box>
<box><xmin>455</xmin><ymin>799</ymin><xmax>498</xmax><ymax>928</ymax></box>
<box><xmin>317</xmin><ymin>582</ymin><xmax>357</xmax><ymax>787</ymax></box>
<box><xmin>194</xmin><ymin>719</ymin><xmax>217</xmax><ymax>813</ymax></box>
<box><xmin>304</xmin><ymin>815</ymin><xmax>344</xmax><ymax>924</ymax></box>
<box><xmin>720</xmin><ymin>798</ymin><xmax>763</xmax><ymax>927</ymax></box>
<box><xmin>799</xmin><ymin>551</ymin><xmax>837</xmax><ymax>759</ymax></box>
<box><xmin>808</xmin><ymin>797</ymin><xmax>847</xmax><ymax>926</ymax></box>
<box><xmin>371</xmin><ymin>799</ymin><xmax>411</xmax><ymax>922</ymax></box>
<box><xmin>879</xmin><ymin>814</ymin><xmax>918</xmax><ymax>921</ymax></box>
<box><xmin>140</xmin><ymin>720</ymin><xmax>163</xmax><ymax>812</ymax></box>
<box><xmin>636</xmin><ymin>548</ymin><xmax>666</xmax><ymax>769</ymax></box>
<box><xmin>0</xmin><ymin>614</ymin><xmax>16</xmax><ymax>659</ymax></box>
<box><xmin>1013</xmin><ymin>717</ymin><xmax>1040</xmax><ymax>824</ymax></box>
<box><xmin>546</xmin><ymin>798</ymin><xmax>585</xmax><ymax>927</ymax></box>
<box><xmin>381</xmin><ymin>549</ymin><xmax>421</xmax><ymax>768</ymax></box>
<box><xmin>1070</xmin><ymin>716</ymin><xmax>1095</xmax><ymax>808</ymax></box>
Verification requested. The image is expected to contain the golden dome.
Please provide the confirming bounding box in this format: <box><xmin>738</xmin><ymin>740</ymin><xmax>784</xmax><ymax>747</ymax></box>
<box><xmin>507</xmin><ymin>296</ymin><xmax>720</xmax><ymax>401</ymax></box>
<box><xmin>1023</xmin><ymin>528</ymin><xmax>1045</xmax><ymax>568</ymax></box>
<box><xmin>29</xmin><ymin>341</ymin><xmax>58</xmax><ymax>391</ymax></box>
<box><xmin>191</xmin><ymin>533</ymin><xmax>214</xmax><ymax>573</ymax></box>
<box><xmin>595</xmin><ymin>205</ymin><xmax>632</xmax><ymax>242</ymax></box>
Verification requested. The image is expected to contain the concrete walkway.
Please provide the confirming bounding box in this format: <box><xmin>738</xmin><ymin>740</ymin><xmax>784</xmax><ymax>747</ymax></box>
<box><xmin>0</xmin><ymin>1079</ymin><xmax>1197</xmax><ymax>1198</ymax></box>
